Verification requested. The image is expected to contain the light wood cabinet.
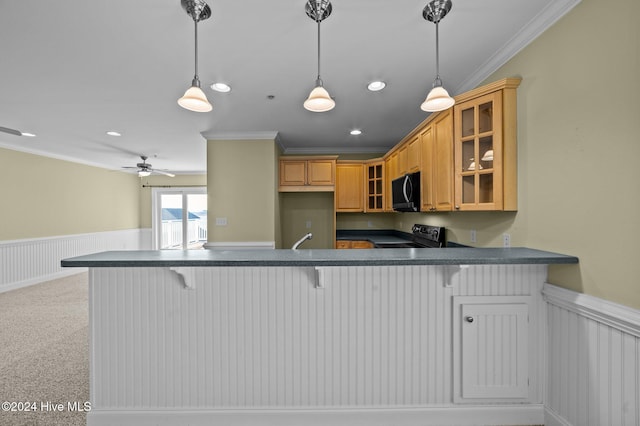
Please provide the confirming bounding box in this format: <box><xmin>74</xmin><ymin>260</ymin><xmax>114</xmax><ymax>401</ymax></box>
<box><xmin>406</xmin><ymin>135</ymin><xmax>421</xmax><ymax>173</ymax></box>
<box><xmin>335</xmin><ymin>162</ymin><xmax>364</xmax><ymax>212</ymax></box>
<box><xmin>397</xmin><ymin>146</ymin><xmax>408</xmax><ymax>176</ymax></box>
<box><xmin>421</xmin><ymin>109</ymin><xmax>454</xmax><ymax>212</ymax></box>
<box><xmin>453</xmin><ymin>79</ymin><xmax>519</xmax><ymax>210</ymax></box>
<box><xmin>365</xmin><ymin>160</ymin><xmax>385</xmax><ymax>212</ymax></box>
<box><xmin>335</xmin><ymin>240</ymin><xmax>374</xmax><ymax>249</ymax></box>
<box><xmin>384</xmin><ymin>154</ymin><xmax>397</xmax><ymax>211</ymax></box>
<box><xmin>279</xmin><ymin>156</ymin><xmax>337</xmax><ymax>192</ymax></box>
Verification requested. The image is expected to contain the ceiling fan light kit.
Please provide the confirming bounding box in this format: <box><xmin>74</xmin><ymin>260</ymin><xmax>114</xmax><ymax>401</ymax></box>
<box><xmin>421</xmin><ymin>0</ymin><xmax>455</xmax><ymax>112</ymax></box>
<box><xmin>178</xmin><ymin>0</ymin><xmax>213</xmax><ymax>113</ymax></box>
<box><xmin>303</xmin><ymin>0</ymin><xmax>335</xmax><ymax>113</ymax></box>
<box><xmin>123</xmin><ymin>156</ymin><xmax>176</xmax><ymax>178</ymax></box>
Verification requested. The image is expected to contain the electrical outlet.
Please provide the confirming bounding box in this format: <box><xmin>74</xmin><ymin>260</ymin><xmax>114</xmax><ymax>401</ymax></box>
<box><xmin>215</xmin><ymin>217</ymin><xmax>227</xmax><ymax>226</ymax></box>
<box><xmin>368</xmin><ymin>221</ymin><xmax>374</xmax><ymax>228</ymax></box>
<box><xmin>305</xmin><ymin>220</ymin><xmax>312</xmax><ymax>229</ymax></box>
<box><xmin>503</xmin><ymin>233</ymin><xmax>511</xmax><ymax>248</ymax></box>
<box><xmin>470</xmin><ymin>230</ymin><xmax>477</xmax><ymax>243</ymax></box>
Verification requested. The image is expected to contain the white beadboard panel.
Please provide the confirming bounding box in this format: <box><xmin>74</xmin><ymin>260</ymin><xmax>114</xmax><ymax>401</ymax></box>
<box><xmin>544</xmin><ymin>284</ymin><xmax>640</xmax><ymax>426</ymax></box>
<box><xmin>453</xmin><ymin>264</ymin><xmax>547</xmax><ymax>404</ymax></box>
<box><xmin>90</xmin><ymin>266</ymin><xmax>453</xmax><ymax>409</ymax></box>
<box><xmin>0</xmin><ymin>229</ymin><xmax>143</xmax><ymax>293</ymax></box>
<box><xmin>89</xmin><ymin>264</ymin><xmax>548</xmax><ymax>414</ymax></box>
<box><xmin>454</xmin><ymin>296</ymin><xmax>531</xmax><ymax>401</ymax></box>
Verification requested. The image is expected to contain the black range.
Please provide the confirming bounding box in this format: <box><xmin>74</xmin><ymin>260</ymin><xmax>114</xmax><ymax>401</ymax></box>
<box><xmin>373</xmin><ymin>224</ymin><xmax>446</xmax><ymax>249</ymax></box>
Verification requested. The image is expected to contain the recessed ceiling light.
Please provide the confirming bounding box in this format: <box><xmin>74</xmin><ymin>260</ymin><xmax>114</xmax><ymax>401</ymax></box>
<box><xmin>106</xmin><ymin>131</ymin><xmax>121</xmax><ymax>137</ymax></box>
<box><xmin>211</xmin><ymin>83</ymin><xmax>231</xmax><ymax>93</ymax></box>
<box><xmin>367</xmin><ymin>81</ymin><xmax>386</xmax><ymax>92</ymax></box>
<box><xmin>21</xmin><ymin>132</ymin><xmax>36</xmax><ymax>137</ymax></box>
<box><xmin>350</xmin><ymin>129</ymin><xmax>362</xmax><ymax>136</ymax></box>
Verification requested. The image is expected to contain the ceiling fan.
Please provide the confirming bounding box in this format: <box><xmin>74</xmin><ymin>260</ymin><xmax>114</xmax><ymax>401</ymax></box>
<box><xmin>122</xmin><ymin>156</ymin><xmax>175</xmax><ymax>177</ymax></box>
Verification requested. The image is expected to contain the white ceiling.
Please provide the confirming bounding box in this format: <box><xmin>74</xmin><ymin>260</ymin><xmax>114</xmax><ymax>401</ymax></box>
<box><xmin>0</xmin><ymin>0</ymin><xmax>578</xmax><ymax>175</ymax></box>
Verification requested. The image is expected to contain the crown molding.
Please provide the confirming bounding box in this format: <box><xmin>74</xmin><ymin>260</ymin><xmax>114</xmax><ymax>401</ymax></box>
<box><xmin>201</xmin><ymin>131</ymin><xmax>279</xmax><ymax>141</ymax></box>
<box><xmin>455</xmin><ymin>0</ymin><xmax>582</xmax><ymax>95</ymax></box>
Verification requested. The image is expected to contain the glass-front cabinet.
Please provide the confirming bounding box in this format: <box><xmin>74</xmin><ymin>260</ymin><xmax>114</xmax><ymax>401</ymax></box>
<box><xmin>365</xmin><ymin>161</ymin><xmax>384</xmax><ymax>212</ymax></box>
<box><xmin>454</xmin><ymin>79</ymin><xmax>519</xmax><ymax>211</ymax></box>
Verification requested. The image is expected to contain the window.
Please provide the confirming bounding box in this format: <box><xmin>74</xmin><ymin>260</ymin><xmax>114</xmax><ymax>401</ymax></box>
<box><xmin>152</xmin><ymin>187</ymin><xmax>207</xmax><ymax>250</ymax></box>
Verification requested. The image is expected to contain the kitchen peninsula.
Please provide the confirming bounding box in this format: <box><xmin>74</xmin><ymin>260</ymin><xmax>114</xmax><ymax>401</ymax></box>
<box><xmin>63</xmin><ymin>248</ymin><xmax>577</xmax><ymax>426</ymax></box>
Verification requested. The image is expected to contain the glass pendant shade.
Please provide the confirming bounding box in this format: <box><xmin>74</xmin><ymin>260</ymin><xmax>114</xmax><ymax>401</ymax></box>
<box><xmin>178</xmin><ymin>85</ymin><xmax>212</xmax><ymax>112</ymax></box>
<box><xmin>421</xmin><ymin>85</ymin><xmax>455</xmax><ymax>112</ymax></box>
<box><xmin>304</xmin><ymin>85</ymin><xmax>335</xmax><ymax>112</ymax></box>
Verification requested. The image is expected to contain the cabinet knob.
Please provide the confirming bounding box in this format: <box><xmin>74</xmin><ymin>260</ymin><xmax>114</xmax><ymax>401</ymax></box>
<box><xmin>455</xmin><ymin>205</ymin><xmax>460</xmax><ymax>210</ymax></box>
<box><xmin>465</xmin><ymin>316</ymin><xmax>474</xmax><ymax>323</ymax></box>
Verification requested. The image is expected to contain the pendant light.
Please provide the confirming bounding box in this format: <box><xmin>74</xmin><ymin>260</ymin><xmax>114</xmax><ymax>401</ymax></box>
<box><xmin>177</xmin><ymin>0</ymin><xmax>213</xmax><ymax>112</ymax></box>
<box><xmin>303</xmin><ymin>0</ymin><xmax>335</xmax><ymax>112</ymax></box>
<box><xmin>420</xmin><ymin>0</ymin><xmax>455</xmax><ymax>112</ymax></box>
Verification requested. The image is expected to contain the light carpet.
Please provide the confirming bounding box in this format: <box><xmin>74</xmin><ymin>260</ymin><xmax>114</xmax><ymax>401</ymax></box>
<box><xmin>0</xmin><ymin>273</ymin><xmax>89</xmax><ymax>426</ymax></box>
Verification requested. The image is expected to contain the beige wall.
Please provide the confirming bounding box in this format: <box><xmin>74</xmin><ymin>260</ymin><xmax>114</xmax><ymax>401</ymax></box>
<box><xmin>0</xmin><ymin>147</ymin><xmax>140</xmax><ymax>240</ymax></box>
<box><xmin>396</xmin><ymin>0</ymin><xmax>640</xmax><ymax>309</ymax></box>
<box><xmin>281</xmin><ymin>192</ymin><xmax>334</xmax><ymax>249</ymax></box>
<box><xmin>206</xmin><ymin>139</ymin><xmax>279</xmax><ymax>244</ymax></box>
<box><xmin>138</xmin><ymin>174</ymin><xmax>207</xmax><ymax>229</ymax></box>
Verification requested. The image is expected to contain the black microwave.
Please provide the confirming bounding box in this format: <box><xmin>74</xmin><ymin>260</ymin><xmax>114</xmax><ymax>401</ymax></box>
<box><xmin>392</xmin><ymin>172</ymin><xmax>420</xmax><ymax>212</ymax></box>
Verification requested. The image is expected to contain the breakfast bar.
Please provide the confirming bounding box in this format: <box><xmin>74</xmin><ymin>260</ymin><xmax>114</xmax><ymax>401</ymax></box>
<box><xmin>62</xmin><ymin>248</ymin><xmax>577</xmax><ymax>426</ymax></box>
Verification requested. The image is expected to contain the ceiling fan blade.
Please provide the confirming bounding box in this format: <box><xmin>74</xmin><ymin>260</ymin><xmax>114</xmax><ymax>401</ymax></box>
<box><xmin>151</xmin><ymin>169</ymin><xmax>175</xmax><ymax>177</ymax></box>
<box><xmin>0</xmin><ymin>126</ymin><xmax>22</xmax><ymax>136</ymax></box>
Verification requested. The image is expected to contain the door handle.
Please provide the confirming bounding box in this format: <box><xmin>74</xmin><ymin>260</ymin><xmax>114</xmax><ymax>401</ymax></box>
<box><xmin>465</xmin><ymin>316</ymin><xmax>474</xmax><ymax>323</ymax></box>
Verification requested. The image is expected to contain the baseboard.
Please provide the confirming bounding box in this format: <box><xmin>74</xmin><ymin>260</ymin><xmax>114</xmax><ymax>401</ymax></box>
<box><xmin>0</xmin><ymin>229</ymin><xmax>143</xmax><ymax>293</ymax></box>
<box><xmin>0</xmin><ymin>268</ymin><xmax>86</xmax><ymax>293</ymax></box>
<box><xmin>544</xmin><ymin>407</ymin><xmax>572</xmax><ymax>426</ymax></box>
<box><xmin>87</xmin><ymin>405</ymin><xmax>544</xmax><ymax>426</ymax></box>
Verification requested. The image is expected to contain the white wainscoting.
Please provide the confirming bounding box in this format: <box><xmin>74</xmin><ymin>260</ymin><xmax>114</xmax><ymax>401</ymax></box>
<box><xmin>0</xmin><ymin>229</ymin><xmax>145</xmax><ymax>293</ymax></box>
<box><xmin>88</xmin><ymin>264</ymin><xmax>547</xmax><ymax>426</ymax></box>
<box><xmin>543</xmin><ymin>284</ymin><xmax>640</xmax><ymax>426</ymax></box>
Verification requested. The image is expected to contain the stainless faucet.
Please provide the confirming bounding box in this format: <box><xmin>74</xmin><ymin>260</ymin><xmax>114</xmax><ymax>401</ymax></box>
<box><xmin>292</xmin><ymin>233</ymin><xmax>313</xmax><ymax>249</ymax></box>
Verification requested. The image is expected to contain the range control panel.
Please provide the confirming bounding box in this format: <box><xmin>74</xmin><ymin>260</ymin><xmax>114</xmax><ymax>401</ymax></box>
<box><xmin>412</xmin><ymin>224</ymin><xmax>446</xmax><ymax>245</ymax></box>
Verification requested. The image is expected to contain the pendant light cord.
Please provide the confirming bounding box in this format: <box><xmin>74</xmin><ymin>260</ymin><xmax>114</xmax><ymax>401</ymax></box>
<box><xmin>433</xmin><ymin>21</ymin><xmax>442</xmax><ymax>87</ymax></box>
<box><xmin>316</xmin><ymin>20</ymin><xmax>322</xmax><ymax>86</ymax></box>
<box><xmin>192</xmin><ymin>19</ymin><xmax>201</xmax><ymax>87</ymax></box>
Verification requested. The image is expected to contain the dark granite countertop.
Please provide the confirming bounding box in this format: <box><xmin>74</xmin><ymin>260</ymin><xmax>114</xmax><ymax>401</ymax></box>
<box><xmin>336</xmin><ymin>229</ymin><xmax>413</xmax><ymax>245</ymax></box>
<box><xmin>61</xmin><ymin>247</ymin><xmax>578</xmax><ymax>268</ymax></box>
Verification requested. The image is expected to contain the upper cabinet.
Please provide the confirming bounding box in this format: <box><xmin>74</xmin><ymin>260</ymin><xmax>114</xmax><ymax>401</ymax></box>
<box><xmin>453</xmin><ymin>78</ymin><xmax>520</xmax><ymax>211</ymax></box>
<box><xmin>279</xmin><ymin>156</ymin><xmax>337</xmax><ymax>192</ymax></box>
<box><xmin>365</xmin><ymin>160</ymin><xmax>385</xmax><ymax>212</ymax></box>
<box><xmin>421</xmin><ymin>109</ymin><xmax>454</xmax><ymax>212</ymax></box>
<box><xmin>335</xmin><ymin>161</ymin><xmax>364</xmax><ymax>212</ymax></box>
<box><xmin>331</xmin><ymin>78</ymin><xmax>520</xmax><ymax>214</ymax></box>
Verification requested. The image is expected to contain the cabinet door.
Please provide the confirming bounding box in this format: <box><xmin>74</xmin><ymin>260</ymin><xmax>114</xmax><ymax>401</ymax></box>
<box><xmin>397</xmin><ymin>146</ymin><xmax>408</xmax><ymax>176</ymax></box>
<box><xmin>454</xmin><ymin>92</ymin><xmax>503</xmax><ymax>210</ymax></box>
<box><xmin>407</xmin><ymin>135</ymin><xmax>421</xmax><ymax>172</ymax></box>
<box><xmin>335</xmin><ymin>240</ymin><xmax>352</xmax><ymax>249</ymax></box>
<box><xmin>335</xmin><ymin>163</ymin><xmax>364</xmax><ymax>212</ymax></box>
<box><xmin>384</xmin><ymin>155</ymin><xmax>396</xmax><ymax>211</ymax></box>
<box><xmin>365</xmin><ymin>161</ymin><xmax>384</xmax><ymax>212</ymax></box>
<box><xmin>453</xmin><ymin>296</ymin><xmax>530</xmax><ymax>402</ymax></box>
<box><xmin>421</xmin><ymin>110</ymin><xmax>453</xmax><ymax>212</ymax></box>
<box><xmin>351</xmin><ymin>240</ymin><xmax>373</xmax><ymax>249</ymax></box>
<box><xmin>307</xmin><ymin>160</ymin><xmax>335</xmax><ymax>186</ymax></box>
<box><xmin>280</xmin><ymin>160</ymin><xmax>307</xmax><ymax>186</ymax></box>
<box><xmin>432</xmin><ymin>110</ymin><xmax>454</xmax><ymax>211</ymax></box>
